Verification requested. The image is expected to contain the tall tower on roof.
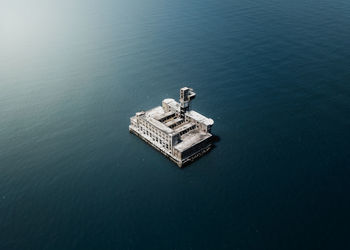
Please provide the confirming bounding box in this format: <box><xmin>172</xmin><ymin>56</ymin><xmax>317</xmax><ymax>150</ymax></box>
<box><xmin>179</xmin><ymin>87</ymin><xmax>196</xmax><ymax>117</ymax></box>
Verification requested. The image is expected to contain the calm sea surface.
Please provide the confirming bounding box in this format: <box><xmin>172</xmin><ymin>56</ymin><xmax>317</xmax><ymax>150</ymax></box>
<box><xmin>1</xmin><ymin>0</ymin><xmax>350</xmax><ymax>249</ymax></box>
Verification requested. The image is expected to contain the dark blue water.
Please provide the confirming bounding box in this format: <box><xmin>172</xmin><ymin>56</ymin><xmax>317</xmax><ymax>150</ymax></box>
<box><xmin>1</xmin><ymin>0</ymin><xmax>350</xmax><ymax>249</ymax></box>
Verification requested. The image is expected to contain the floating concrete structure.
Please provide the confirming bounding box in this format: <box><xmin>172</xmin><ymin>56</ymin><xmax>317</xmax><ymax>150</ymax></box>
<box><xmin>129</xmin><ymin>87</ymin><xmax>214</xmax><ymax>167</ymax></box>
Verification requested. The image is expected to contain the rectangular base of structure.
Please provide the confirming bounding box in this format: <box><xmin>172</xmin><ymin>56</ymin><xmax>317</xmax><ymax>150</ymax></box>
<box><xmin>129</xmin><ymin>87</ymin><xmax>215</xmax><ymax>167</ymax></box>
<box><xmin>129</xmin><ymin>127</ymin><xmax>212</xmax><ymax>168</ymax></box>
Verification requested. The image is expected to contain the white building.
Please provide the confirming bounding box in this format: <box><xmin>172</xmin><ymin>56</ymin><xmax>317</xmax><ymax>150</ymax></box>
<box><xmin>129</xmin><ymin>87</ymin><xmax>214</xmax><ymax>167</ymax></box>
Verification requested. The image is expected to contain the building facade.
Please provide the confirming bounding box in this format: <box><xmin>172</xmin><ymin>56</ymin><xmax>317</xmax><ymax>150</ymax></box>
<box><xmin>129</xmin><ymin>87</ymin><xmax>214</xmax><ymax>167</ymax></box>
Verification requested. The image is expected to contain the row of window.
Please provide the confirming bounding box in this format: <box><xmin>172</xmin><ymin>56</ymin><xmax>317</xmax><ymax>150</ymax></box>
<box><xmin>138</xmin><ymin>122</ymin><xmax>170</xmax><ymax>150</ymax></box>
<box><xmin>139</xmin><ymin>119</ymin><xmax>168</xmax><ymax>140</ymax></box>
<box><xmin>179</xmin><ymin>125</ymin><xmax>196</xmax><ymax>136</ymax></box>
<box><xmin>159</xmin><ymin>113</ymin><xmax>175</xmax><ymax>123</ymax></box>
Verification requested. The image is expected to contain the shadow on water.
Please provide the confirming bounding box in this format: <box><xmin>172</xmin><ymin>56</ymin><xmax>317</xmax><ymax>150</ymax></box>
<box><xmin>212</xmin><ymin>135</ymin><xmax>221</xmax><ymax>144</ymax></box>
<box><xmin>180</xmin><ymin>134</ymin><xmax>220</xmax><ymax>169</ymax></box>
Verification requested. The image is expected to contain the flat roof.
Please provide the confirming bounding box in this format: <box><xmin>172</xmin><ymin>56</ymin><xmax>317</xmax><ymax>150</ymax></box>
<box><xmin>141</xmin><ymin>106</ymin><xmax>174</xmax><ymax>134</ymax></box>
<box><xmin>153</xmin><ymin>111</ymin><xmax>175</xmax><ymax>121</ymax></box>
<box><xmin>147</xmin><ymin>117</ymin><xmax>173</xmax><ymax>134</ymax></box>
<box><xmin>186</xmin><ymin>110</ymin><xmax>214</xmax><ymax>126</ymax></box>
<box><xmin>174</xmin><ymin>130</ymin><xmax>212</xmax><ymax>152</ymax></box>
<box><xmin>173</xmin><ymin>122</ymin><xmax>196</xmax><ymax>134</ymax></box>
<box><xmin>164</xmin><ymin>117</ymin><xmax>183</xmax><ymax>127</ymax></box>
<box><xmin>163</xmin><ymin>98</ymin><xmax>180</xmax><ymax>112</ymax></box>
